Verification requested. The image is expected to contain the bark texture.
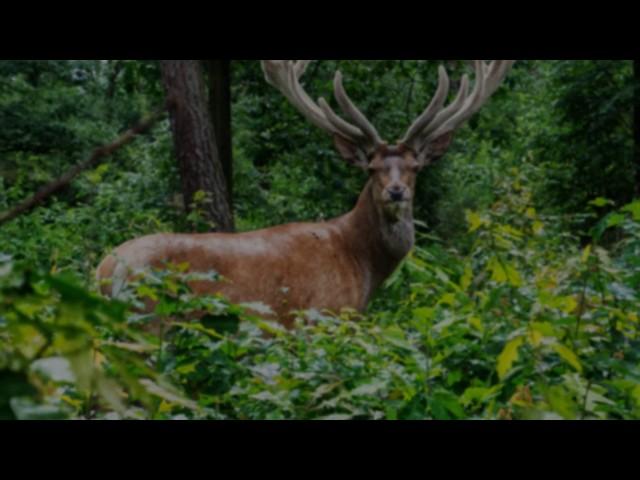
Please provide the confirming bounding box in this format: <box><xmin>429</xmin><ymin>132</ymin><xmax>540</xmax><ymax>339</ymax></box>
<box><xmin>206</xmin><ymin>60</ymin><xmax>233</xmax><ymax>206</ymax></box>
<box><xmin>160</xmin><ymin>60</ymin><xmax>234</xmax><ymax>232</ymax></box>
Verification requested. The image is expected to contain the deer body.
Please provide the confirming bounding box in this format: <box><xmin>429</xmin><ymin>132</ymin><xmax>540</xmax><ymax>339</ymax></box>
<box><xmin>97</xmin><ymin>60</ymin><xmax>515</xmax><ymax>327</ymax></box>
<box><xmin>97</xmin><ymin>177</ymin><xmax>414</xmax><ymax>325</ymax></box>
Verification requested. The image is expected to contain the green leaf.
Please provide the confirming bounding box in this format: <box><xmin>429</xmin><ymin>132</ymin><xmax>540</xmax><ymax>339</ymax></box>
<box><xmin>543</xmin><ymin>385</ymin><xmax>579</xmax><ymax>419</ymax></box>
<box><xmin>631</xmin><ymin>385</ymin><xmax>640</xmax><ymax>407</ymax></box>
<box><xmin>431</xmin><ymin>390</ymin><xmax>465</xmax><ymax>419</ymax></box>
<box><xmin>460</xmin><ymin>264</ymin><xmax>473</xmax><ymax>291</ymax></box>
<box><xmin>488</xmin><ymin>257</ymin><xmax>522</xmax><ymax>287</ymax></box>
<box><xmin>437</xmin><ymin>292</ymin><xmax>457</xmax><ymax>307</ymax></box>
<box><xmin>460</xmin><ymin>385</ymin><xmax>501</xmax><ymax>407</ymax></box>
<box><xmin>10</xmin><ymin>398</ymin><xmax>69</xmax><ymax>420</ymax></box>
<box><xmin>175</xmin><ymin>363</ymin><xmax>198</xmax><ymax>375</ymax></box>
<box><xmin>100</xmin><ymin>340</ymin><xmax>158</xmax><ymax>353</ymax></box>
<box><xmin>552</xmin><ymin>344</ymin><xmax>583</xmax><ymax>373</ymax></box>
<box><xmin>538</xmin><ymin>293</ymin><xmax>577</xmax><ymax>314</ymax></box>
<box><xmin>136</xmin><ymin>285</ymin><xmax>158</xmax><ymax>302</ymax></box>
<box><xmin>382</xmin><ymin>326</ymin><xmax>415</xmax><ymax>351</ymax></box>
<box><xmin>467</xmin><ymin>316</ymin><xmax>484</xmax><ymax>333</ymax></box>
<box><xmin>466</xmin><ymin>211</ymin><xmax>484</xmax><ymax>232</ymax></box>
<box><xmin>318</xmin><ymin>414</ymin><xmax>352</xmax><ymax>421</ymax></box>
<box><xmin>201</xmin><ymin>313</ymin><xmax>240</xmax><ymax>336</ymax></box>
<box><xmin>139</xmin><ymin>379</ymin><xmax>200</xmax><ymax>412</ymax></box>
<box><xmin>532</xmin><ymin>221</ymin><xmax>545</xmax><ymax>235</ymax></box>
<box><xmin>621</xmin><ymin>201</ymin><xmax>640</xmax><ymax>220</ymax></box>
<box><xmin>351</xmin><ymin>381</ymin><xmax>386</xmax><ymax>397</ymax></box>
<box><xmin>530</xmin><ymin>322</ymin><xmax>557</xmax><ymax>338</ymax></box>
<box><xmin>497</xmin><ymin>337</ymin><xmax>524</xmax><ymax>380</ymax></box>
<box><xmin>606</xmin><ymin>213</ymin><xmax>626</xmax><ymax>228</ymax></box>
<box><xmin>413</xmin><ymin>307</ymin><xmax>436</xmax><ymax>322</ymax></box>
<box><xmin>589</xmin><ymin>197</ymin><xmax>613</xmax><ymax>208</ymax></box>
<box><xmin>489</xmin><ymin>257</ymin><xmax>507</xmax><ymax>284</ymax></box>
<box><xmin>0</xmin><ymin>371</ymin><xmax>37</xmax><ymax>420</ymax></box>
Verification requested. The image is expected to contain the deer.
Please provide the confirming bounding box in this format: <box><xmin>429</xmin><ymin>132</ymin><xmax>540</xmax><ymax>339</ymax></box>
<box><xmin>96</xmin><ymin>60</ymin><xmax>515</xmax><ymax>329</ymax></box>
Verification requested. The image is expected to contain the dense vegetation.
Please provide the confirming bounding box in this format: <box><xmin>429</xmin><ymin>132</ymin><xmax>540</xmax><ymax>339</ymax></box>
<box><xmin>0</xmin><ymin>60</ymin><xmax>638</xmax><ymax>420</ymax></box>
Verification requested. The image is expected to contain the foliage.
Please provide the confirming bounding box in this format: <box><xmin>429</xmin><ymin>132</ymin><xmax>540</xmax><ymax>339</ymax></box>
<box><xmin>530</xmin><ymin>61</ymin><xmax>635</xmax><ymax>233</ymax></box>
<box><xmin>0</xmin><ymin>60</ymin><xmax>637</xmax><ymax>420</ymax></box>
<box><xmin>1</xmin><ymin>167</ymin><xmax>638</xmax><ymax>420</ymax></box>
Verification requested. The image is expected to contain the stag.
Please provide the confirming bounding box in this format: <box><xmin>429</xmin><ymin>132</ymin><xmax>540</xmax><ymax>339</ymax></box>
<box><xmin>97</xmin><ymin>60</ymin><xmax>515</xmax><ymax>328</ymax></box>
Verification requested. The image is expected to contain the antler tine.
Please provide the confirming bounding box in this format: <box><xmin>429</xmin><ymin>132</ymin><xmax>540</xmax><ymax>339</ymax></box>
<box><xmin>400</xmin><ymin>60</ymin><xmax>516</xmax><ymax>151</ymax></box>
<box><xmin>427</xmin><ymin>60</ymin><xmax>515</xmax><ymax>141</ymax></box>
<box><xmin>420</xmin><ymin>74</ymin><xmax>470</xmax><ymax>139</ymax></box>
<box><xmin>262</xmin><ymin>60</ymin><xmax>335</xmax><ymax>134</ymax></box>
<box><xmin>261</xmin><ymin>60</ymin><xmax>382</xmax><ymax>154</ymax></box>
<box><xmin>400</xmin><ymin>66</ymin><xmax>451</xmax><ymax>146</ymax></box>
<box><xmin>318</xmin><ymin>97</ymin><xmax>365</xmax><ymax>140</ymax></box>
<box><xmin>333</xmin><ymin>71</ymin><xmax>384</xmax><ymax>148</ymax></box>
<box><xmin>294</xmin><ymin>60</ymin><xmax>311</xmax><ymax>79</ymax></box>
<box><xmin>431</xmin><ymin>60</ymin><xmax>488</xmax><ymax>137</ymax></box>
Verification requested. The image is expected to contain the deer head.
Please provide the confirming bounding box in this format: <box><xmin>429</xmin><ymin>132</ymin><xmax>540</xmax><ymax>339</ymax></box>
<box><xmin>261</xmin><ymin>60</ymin><xmax>516</xmax><ymax>222</ymax></box>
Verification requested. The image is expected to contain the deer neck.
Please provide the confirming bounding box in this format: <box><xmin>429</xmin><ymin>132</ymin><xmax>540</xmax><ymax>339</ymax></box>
<box><xmin>341</xmin><ymin>180</ymin><xmax>415</xmax><ymax>296</ymax></box>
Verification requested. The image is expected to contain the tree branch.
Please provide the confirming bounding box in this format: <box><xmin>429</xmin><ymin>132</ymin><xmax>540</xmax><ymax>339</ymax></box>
<box><xmin>0</xmin><ymin>106</ymin><xmax>167</xmax><ymax>226</ymax></box>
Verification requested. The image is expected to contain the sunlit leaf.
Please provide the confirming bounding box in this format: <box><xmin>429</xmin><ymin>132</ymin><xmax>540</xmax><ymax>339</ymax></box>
<box><xmin>175</xmin><ymin>363</ymin><xmax>197</xmax><ymax>375</ymax></box>
<box><xmin>139</xmin><ymin>379</ymin><xmax>200</xmax><ymax>412</ymax></box>
<box><xmin>460</xmin><ymin>265</ymin><xmax>473</xmax><ymax>291</ymax></box>
<box><xmin>383</xmin><ymin>326</ymin><xmax>415</xmax><ymax>351</ymax></box>
<box><xmin>318</xmin><ymin>414</ymin><xmax>352</xmax><ymax>421</ymax></box>
<box><xmin>532</xmin><ymin>221</ymin><xmax>545</xmax><ymax>235</ymax></box>
<box><xmin>467</xmin><ymin>316</ymin><xmax>484</xmax><ymax>333</ymax></box>
<box><xmin>460</xmin><ymin>385</ymin><xmax>501</xmax><ymax>407</ymax></box>
<box><xmin>606</xmin><ymin>213</ymin><xmax>626</xmax><ymax>228</ymax></box>
<box><xmin>528</xmin><ymin>329</ymin><xmax>543</xmax><ymax>347</ymax></box>
<box><xmin>552</xmin><ymin>344</ymin><xmax>583</xmax><ymax>373</ymax></box>
<box><xmin>437</xmin><ymin>293</ymin><xmax>457</xmax><ymax>307</ymax></box>
<box><xmin>589</xmin><ymin>197</ymin><xmax>614</xmax><ymax>208</ymax></box>
<box><xmin>136</xmin><ymin>285</ymin><xmax>158</xmax><ymax>302</ymax></box>
<box><xmin>95</xmin><ymin>376</ymin><xmax>126</xmax><ymax>414</ymax></box>
<box><xmin>621</xmin><ymin>201</ymin><xmax>640</xmax><ymax>220</ymax></box>
<box><xmin>466</xmin><ymin>211</ymin><xmax>485</xmax><ymax>232</ymax></box>
<box><xmin>413</xmin><ymin>307</ymin><xmax>436</xmax><ymax>322</ymax></box>
<box><xmin>351</xmin><ymin>381</ymin><xmax>386</xmax><ymax>397</ymax></box>
<box><xmin>497</xmin><ymin>337</ymin><xmax>524</xmax><ymax>380</ymax></box>
<box><xmin>543</xmin><ymin>385</ymin><xmax>578</xmax><ymax>420</ymax></box>
<box><xmin>488</xmin><ymin>257</ymin><xmax>522</xmax><ymax>287</ymax></box>
<box><xmin>10</xmin><ymin>398</ymin><xmax>69</xmax><ymax>420</ymax></box>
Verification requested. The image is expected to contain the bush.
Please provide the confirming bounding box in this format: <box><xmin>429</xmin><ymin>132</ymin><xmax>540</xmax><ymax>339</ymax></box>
<box><xmin>2</xmin><ymin>166</ymin><xmax>638</xmax><ymax>420</ymax></box>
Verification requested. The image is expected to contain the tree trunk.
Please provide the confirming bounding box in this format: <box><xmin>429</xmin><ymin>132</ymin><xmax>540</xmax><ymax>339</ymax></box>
<box><xmin>160</xmin><ymin>60</ymin><xmax>234</xmax><ymax>232</ymax></box>
<box><xmin>635</xmin><ymin>60</ymin><xmax>639</xmax><ymax>196</ymax></box>
<box><xmin>206</xmin><ymin>60</ymin><xmax>233</xmax><ymax>206</ymax></box>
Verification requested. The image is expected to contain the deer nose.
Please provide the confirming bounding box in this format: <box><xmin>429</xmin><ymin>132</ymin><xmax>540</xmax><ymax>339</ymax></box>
<box><xmin>388</xmin><ymin>186</ymin><xmax>406</xmax><ymax>202</ymax></box>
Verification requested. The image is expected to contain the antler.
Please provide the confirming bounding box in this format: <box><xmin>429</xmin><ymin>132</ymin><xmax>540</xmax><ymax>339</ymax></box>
<box><xmin>261</xmin><ymin>60</ymin><xmax>384</xmax><ymax>154</ymax></box>
<box><xmin>400</xmin><ymin>60</ymin><xmax>516</xmax><ymax>152</ymax></box>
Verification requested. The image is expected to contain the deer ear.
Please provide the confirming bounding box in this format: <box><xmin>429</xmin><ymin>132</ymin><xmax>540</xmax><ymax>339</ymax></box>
<box><xmin>417</xmin><ymin>131</ymin><xmax>455</xmax><ymax>166</ymax></box>
<box><xmin>334</xmin><ymin>134</ymin><xmax>369</xmax><ymax>170</ymax></box>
